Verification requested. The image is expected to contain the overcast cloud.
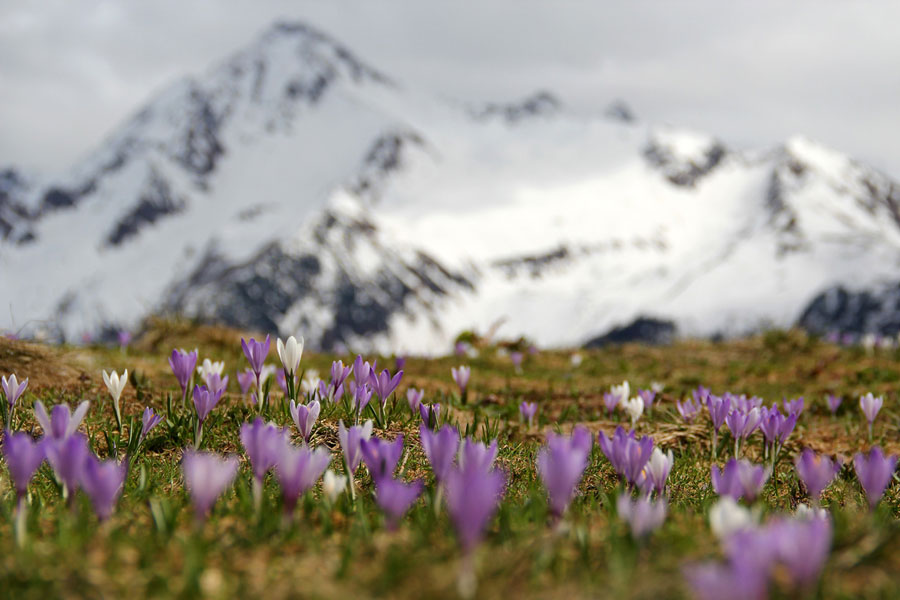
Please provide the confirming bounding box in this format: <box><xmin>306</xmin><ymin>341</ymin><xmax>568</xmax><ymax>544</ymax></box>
<box><xmin>1</xmin><ymin>0</ymin><xmax>899</xmax><ymax>178</ymax></box>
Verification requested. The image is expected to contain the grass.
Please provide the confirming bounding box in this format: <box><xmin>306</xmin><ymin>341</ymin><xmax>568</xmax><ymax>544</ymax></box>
<box><xmin>0</xmin><ymin>321</ymin><xmax>899</xmax><ymax>599</ymax></box>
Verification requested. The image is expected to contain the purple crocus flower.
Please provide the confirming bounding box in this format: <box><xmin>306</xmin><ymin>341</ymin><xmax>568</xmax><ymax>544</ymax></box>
<box><xmin>537</xmin><ymin>426</ymin><xmax>593</xmax><ymax>518</ymax></box>
<box><xmin>825</xmin><ymin>394</ymin><xmax>842</xmax><ymax>415</ymax></box>
<box><xmin>706</xmin><ymin>394</ymin><xmax>732</xmax><ymax>434</ymax></box>
<box><xmin>603</xmin><ymin>392</ymin><xmax>620</xmax><ymax>416</ymax></box>
<box><xmin>81</xmin><ymin>455</ymin><xmax>127</xmax><ymax>520</ymax></box>
<box><xmin>598</xmin><ymin>427</ymin><xmax>654</xmax><ymax>487</ymax></box>
<box><xmin>454</xmin><ymin>341</ymin><xmax>467</xmax><ymax>357</ymax></box>
<box><xmin>725</xmin><ymin>407</ymin><xmax>761</xmax><ymax>455</ymax></box>
<box><xmin>240</xmin><ymin>417</ymin><xmax>289</xmax><ymax>484</ymax></box>
<box><xmin>1</xmin><ymin>373</ymin><xmax>28</xmax><ymax>409</ymax></box>
<box><xmin>794</xmin><ymin>449</ymin><xmax>841</xmax><ymax>503</ymax></box>
<box><xmin>169</xmin><ymin>348</ymin><xmax>198</xmax><ymax>400</ymax></box>
<box><xmin>353</xmin><ymin>356</ymin><xmax>375</xmax><ymax>387</ymax></box>
<box><xmin>237</xmin><ymin>369</ymin><xmax>255</xmax><ymax>397</ymax></box>
<box><xmin>375</xmin><ymin>476</ymin><xmax>424</xmax><ymax>530</ymax></box>
<box><xmin>419</xmin><ymin>402</ymin><xmax>441</xmax><ymax>428</ymax></box>
<box><xmin>693</xmin><ymin>385</ymin><xmax>710</xmax><ymax>404</ymax></box>
<box><xmin>768</xmin><ymin>514</ymin><xmax>832</xmax><ymax>589</ymax></box>
<box><xmin>338</xmin><ymin>420</ymin><xmax>373</xmax><ymax>477</ymax></box>
<box><xmin>451</xmin><ymin>366</ymin><xmax>471</xmax><ymax>395</ymax></box>
<box><xmin>853</xmin><ymin>446</ymin><xmax>898</xmax><ymax>509</ymax></box>
<box><xmin>638</xmin><ymin>389</ymin><xmax>656</xmax><ymax>410</ymax></box>
<box><xmin>510</xmin><ymin>351</ymin><xmax>524</xmax><ymax>371</ymax></box>
<box><xmin>782</xmin><ymin>396</ymin><xmax>805</xmax><ymax>416</ymax></box>
<box><xmin>639</xmin><ymin>447</ymin><xmax>674</xmax><ymax>497</ymax></box>
<box><xmin>2</xmin><ymin>430</ymin><xmax>44</xmax><ymax>497</ymax></box>
<box><xmin>519</xmin><ymin>401</ymin><xmax>537</xmax><ymax>427</ymax></box>
<box><xmin>289</xmin><ymin>400</ymin><xmax>320</xmax><ymax>444</ymax></box>
<box><xmin>192</xmin><ymin>385</ymin><xmax>223</xmax><ymax>424</ymax></box>
<box><xmin>758</xmin><ymin>405</ymin><xmax>798</xmax><ymax>456</ymax></box>
<box><xmin>445</xmin><ymin>460</ymin><xmax>506</xmax><ymax>553</ymax></box>
<box><xmin>361</xmin><ymin>435</ymin><xmax>405</xmax><ymax>481</ymax></box>
<box><xmin>240</xmin><ymin>335</ymin><xmax>270</xmax><ymax>376</ymax></box>
<box><xmin>420</xmin><ymin>424</ymin><xmax>459</xmax><ymax>484</ymax></box>
<box><xmin>395</xmin><ymin>355</ymin><xmax>407</xmax><ymax>371</ymax></box>
<box><xmin>140</xmin><ymin>407</ymin><xmax>163</xmax><ymax>443</ymax></box>
<box><xmin>34</xmin><ymin>400</ymin><xmax>90</xmax><ymax>440</ymax></box>
<box><xmin>676</xmin><ymin>397</ymin><xmax>702</xmax><ymax>423</ymax></box>
<box><xmin>617</xmin><ymin>493</ymin><xmax>667</xmax><ymax>539</ymax></box>
<box><xmin>274</xmin><ymin>443</ymin><xmax>331</xmax><ymax>516</ymax></box>
<box><xmin>712</xmin><ymin>459</ymin><xmax>771</xmax><ymax>502</ymax></box>
<box><xmin>459</xmin><ymin>438</ymin><xmax>498</xmax><ymax>472</ymax></box>
<box><xmin>117</xmin><ymin>330</ymin><xmax>132</xmax><ymax>348</ymax></box>
<box><xmin>182</xmin><ymin>450</ymin><xmax>239</xmax><ymax>521</ymax></box>
<box><xmin>684</xmin><ymin>560</ymin><xmax>769</xmax><ymax>600</ymax></box>
<box><xmin>44</xmin><ymin>433</ymin><xmax>91</xmax><ymax>493</ymax></box>
<box><xmin>370</xmin><ymin>369</ymin><xmax>403</xmax><ymax>407</ymax></box>
<box><xmin>407</xmin><ymin>388</ymin><xmax>424</xmax><ymax>413</ymax></box>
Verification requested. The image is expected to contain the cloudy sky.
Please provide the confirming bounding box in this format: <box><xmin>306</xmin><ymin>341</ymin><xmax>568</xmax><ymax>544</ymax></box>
<box><xmin>2</xmin><ymin>0</ymin><xmax>899</xmax><ymax>178</ymax></box>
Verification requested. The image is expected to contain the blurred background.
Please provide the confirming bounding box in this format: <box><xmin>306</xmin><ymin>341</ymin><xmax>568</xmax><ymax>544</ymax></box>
<box><xmin>1</xmin><ymin>0</ymin><xmax>899</xmax><ymax>353</ymax></box>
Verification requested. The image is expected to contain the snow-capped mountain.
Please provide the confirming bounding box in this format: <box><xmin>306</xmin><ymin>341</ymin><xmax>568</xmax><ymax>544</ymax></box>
<box><xmin>3</xmin><ymin>20</ymin><xmax>900</xmax><ymax>353</ymax></box>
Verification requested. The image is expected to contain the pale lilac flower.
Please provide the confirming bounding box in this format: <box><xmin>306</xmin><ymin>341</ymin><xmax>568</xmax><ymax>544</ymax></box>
<box><xmin>712</xmin><ymin>459</ymin><xmax>771</xmax><ymax>502</ymax></box>
<box><xmin>237</xmin><ymin>369</ymin><xmax>255</xmax><ymax>397</ymax></box>
<box><xmin>825</xmin><ymin>394</ymin><xmax>842</xmax><ymax>415</ymax></box>
<box><xmin>640</xmin><ymin>447</ymin><xmax>674</xmax><ymax>497</ymax></box>
<box><xmin>794</xmin><ymin>449</ymin><xmax>840</xmax><ymax>502</ymax></box>
<box><xmin>537</xmin><ymin>426</ymin><xmax>593</xmax><ymax>518</ymax></box>
<box><xmin>1</xmin><ymin>373</ymin><xmax>28</xmax><ymax>409</ymax></box>
<box><xmin>859</xmin><ymin>392</ymin><xmax>884</xmax><ymax>439</ymax></box>
<box><xmin>338</xmin><ymin>420</ymin><xmax>374</xmax><ymax>476</ymax></box>
<box><xmin>420</xmin><ymin>424</ymin><xmax>459</xmax><ymax>484</ymax></box>
<box><xmin>330</xmin><ymin>360</ymin><xmax>353</xmax><ymax>391</ymax></box>
<box><xmin>638</xmin><ymin>389</ymin><xmax>656</xmax><ymax>410</ymax></box>
<box><xmin>519</xmin><ymin>401</ymin><xmax>537</xmax><ymax>428</ymax></box>
<box><xmin>354</xmin><ymin>384</ymin><xmax>373</xmax><ymax>416</ymax></box>
<box><xmin>361</xmin><ymin>435</ymin><xmax>404</xmax><ymax>481</ymax></box>
<box><xmin>407</xmin><ymin>388</ymin><xmax>424</xmax><ymax>413</ymax></box>
<box><xmin>81</xmin><ymin>455</ymin><xmax>127</xmax><ymax>520</ymax></box>
<box><xmin>767</xmin><ymin>514</ymin><xmax>832</xmax><ymax>589</ymax></box>
<box><xmin>853</xmin><ymin>446</ymin><xmax>898</xmax><ymax>509</ymax></box>
<box><xmin>510</xmin><ymin>351</ymin><xmax>524</xmax><ymax>372</ymax></box>
<box><xmin>117</xmin><ymin>330</ymin><xmax>132</xmax><ymax>348</ymax></box>
<box><xmin>617</xmin><ymin>494</ymin><xmax>667</xmax><ymax>538</ymax></box>
<box><xmin>419</xmin><ymin>402</ymin><xmax>441</xmax><ymax>428</ymax></box>
<box><xmin>2</xmin><ymin>430</ymin><xmax>44</xmax><ymax>497</ymax></box>
<box><xmin>289</xmin><ymin>399</ymin><xmax>320</xmax><ymax>444</ymax></box>
<box><xmin>684</xmin><ymin>560</ymin><xmax>768</xmax><ymax>600</ymax></box>
<box><xmin>458</xmin><ymin>438</ymin><xmax>498</xmax><ymax>472</ymax></box>
<box><xmin>603</xmin><ymin>392</ymin><xmax>620</xmax><ymax>416</ymax></box>
<box><xmin>240</xmin><ymin>417</ymin><xmax>289</xmax><ymax>483</ymax></box>
<box><xmin>676</xmin><ymin>397</ymin><xmax>702</xmax><ymax>423</ymax></box>
<box><xmin>205</xmin><ymin>373</ymin><xmax>229</xmax><ymax>398</ymax></box>
<box><xmin>240</xmin><ymin>335</ymin><xmax>270</xmax><ymax>376</ymax></box>
<box><xmin>370</xmin><ymin>369</ymin><xmax>403</xmax><ymax>406</ymax></box>
<box><xmin>782</xmin><ymin>397</ymin><xmax>805</xmax><ymax>416</ymax></box>
<box><xmin>451</xmin><ymin>366</ymin><xmax>471</xmax><ymax>395</ymax></box>
<box><xmin>182</xmin><ymin>450</ymin><xmax>239</xmax><ymax>520</ymax></box>
<box><xmin>454</xmin><ymin>341</ymin><xmax>467</xmax><ymax>357</ymax></box>
<box><xmin>140</xmin><ymin>407</ymin><xmax>163</xmax><ymax>443</ymax></box>
<box><xmin>598</xmin><ymin>427</ymin><xmax>654</xmax><ymax>487</ymax></box>
<box><xmin>374</xmin><ymin>476</ymin><xmax>423</xmax><ymax>530</ymax></box>
<box><xmin>274</xmin><ymin>443</ymin><xmax>331</xmax><ymax>515</ymax></box>
<box><xmin>445</xmin><ymin>460</ymin><xmax>505</xmax><ymax>553</ymax></box>
<box><xmin>34</xmin><ymin>401</ymin><xmax>90</xmax><ymax>440</ymax></box>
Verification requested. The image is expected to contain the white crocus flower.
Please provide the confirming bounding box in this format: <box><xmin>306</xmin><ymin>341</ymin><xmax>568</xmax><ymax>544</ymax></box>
<box><xmin>276</xmin><ymin>336</ymin><xmax>304</xmax><ymax>376</ymax></box>
<box><xmin>197</xmin><ymin>358</ymin><xmax>225</xmax><ymax>382</ymax></box>
<box><xmin>623</xmin><ymin>396</ymin><xmax>644</xmax><ymax>426</ymax></box>
<box><xmin>795</xmin><ymin>503</ymin><xmax>828</xmax><ymax>521</ymax></box>
<box><xmin>650</xmin><ymin>381</ymin><xmax>665</xmax><ymax>394</ymax></box>
<box><xmin>646</xmin><ymin>447</ymin><xmax>674</xmax><ymax>482</ymax></box>
<box><xmin>570</xmin><ymin>353</ymin><xmax>583</xmax><ymax>367</ymax></box>
<box><xmin>102</xmin><ymin>369</ymin><xmax>128</xmax><ymax>403</ymax></box>
<box><xmin>323</xmin><ymin>470</ymin><xmax>348</xmax><ymax>503</ymax></box>
<box><xmin>300</xmin><ymin>369</ymin><xmax>321</xmax><ymax>396</ymax></box>
<box><xmin>102</xmin><ymin>369</ymin><xmax>128</xmax><ymax>431</ymax></box>
<box><xmin>611</xmin><ymin>381</ymin><xmax>630</xmax><ymax>404</ymax></box>
<box><xmin>709</xmin><ymin>497</ymin><xmax>755</xmax><ymax>540</ymax></box>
